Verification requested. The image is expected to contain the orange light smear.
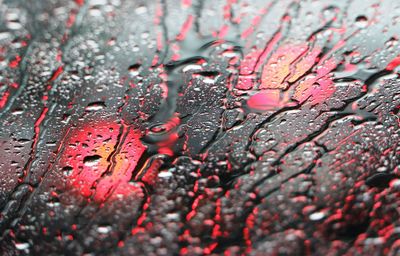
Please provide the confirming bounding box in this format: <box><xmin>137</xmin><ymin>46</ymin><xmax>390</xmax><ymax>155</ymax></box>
<box><xmin>60</xmin><ymin>121</ymin><xmax>145</xmax><ymax>202</ymax></box>
<box><xmin>63</xmin><ymin>122</ymin><xmax>120</xmax><ymax>198</ymax></box>
<box><xmin>245</xmin><ymin>43</ymin><xmax>335</xmax><ymax>110</ymax></box>
<box><xmin>260</xmin><ymin>43</ymin><xmax>308</xmax><ymax>89</ymax></box>
<box><xmin>292</xmin><ymin>57</ymin><xmax>337</xmax><ymax>105</ymax></box>
<box><xmin>287</xmin><ymin>47</ymin><xmax>321</xmax><ymax>83</ymax></box>
<box><xmin>94</xmin><ymin>128</ymin><xmax>145</xmax><ymax>201</ymax></box>
<box><xmin>236</xmin><ymin>33</ymin><xmax>282</xmax><ymax>90</ymax></box>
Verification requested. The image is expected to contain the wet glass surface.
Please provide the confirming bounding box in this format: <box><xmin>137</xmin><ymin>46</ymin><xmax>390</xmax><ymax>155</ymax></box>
<box><xmin>0</xmin><ymin>0</ymin><xmax>399</xmax><ymax>255</ymax></box>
